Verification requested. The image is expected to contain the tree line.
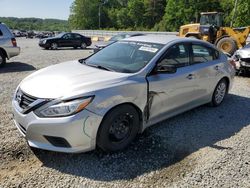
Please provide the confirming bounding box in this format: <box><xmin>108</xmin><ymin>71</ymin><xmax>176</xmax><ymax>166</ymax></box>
<box><xmin>0</xmin><ymin>17</ymin><xmax>69</xmax><ymax>31</ymax></box>
<box><xmin>69</xmin><ymin>0</ymin><xmax>250</xmax><ymax>31</ymax></box>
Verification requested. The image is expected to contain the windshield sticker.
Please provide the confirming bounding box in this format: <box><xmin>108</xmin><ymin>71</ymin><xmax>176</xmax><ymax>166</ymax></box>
<box><xmin>139</xmin><ymin>46</ymin><xmax>158</xmax><ymax>53</ymax></box>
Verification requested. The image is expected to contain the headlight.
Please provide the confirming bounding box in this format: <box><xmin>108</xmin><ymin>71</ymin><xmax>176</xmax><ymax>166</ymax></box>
<box><xmin>42</xmin><ymin>40</ymin><xmax>47</xmax><ymax>44</ymax></box>
<box><xmin>35</xmin><ymin>97</ymin><xmax>93</xmax><ymax>117</ymax></box>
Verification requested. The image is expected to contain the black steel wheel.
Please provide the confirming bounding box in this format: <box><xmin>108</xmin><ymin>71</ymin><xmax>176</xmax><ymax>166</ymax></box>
<box><xmin>97</xmin><ymin>104</ymin><xmax>140</xmax><ymax>152</ymax></box>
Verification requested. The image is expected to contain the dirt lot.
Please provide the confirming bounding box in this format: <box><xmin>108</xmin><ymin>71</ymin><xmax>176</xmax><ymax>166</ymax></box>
<box><xmin>1</xmin><ymin>38</ymin><xmax>250</xmax><ymax>188</ymax></box>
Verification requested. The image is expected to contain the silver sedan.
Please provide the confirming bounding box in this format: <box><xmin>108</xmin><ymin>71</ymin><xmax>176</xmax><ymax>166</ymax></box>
<box><xmin>12</xmin><ymin>35</ymin><xmax>235</xmax><ymax>153</ymax></box>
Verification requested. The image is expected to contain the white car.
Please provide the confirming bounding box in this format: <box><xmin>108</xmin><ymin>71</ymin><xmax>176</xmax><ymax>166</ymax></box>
<box><xmin>232</xmin><ymin>43</ymin><xmax>250</xmax><ymax>74</ymax></box>
<box><xmin>12</xmin><ymin>35</ymin><xmax>235</xmax><ymax>153</ymax></box>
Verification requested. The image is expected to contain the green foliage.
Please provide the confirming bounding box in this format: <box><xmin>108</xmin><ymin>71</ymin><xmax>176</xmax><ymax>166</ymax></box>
<box><xmin>67</xmin><ymin>0</ymin><xmax>250</xmax><ymax>31</ymax></box>
<box><xmin>0</xmin><ymin>17</ymin><xmax>68</xmax><ymax>31</ymax></box>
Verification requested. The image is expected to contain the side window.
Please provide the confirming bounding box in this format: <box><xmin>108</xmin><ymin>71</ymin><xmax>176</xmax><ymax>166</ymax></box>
<box><xmin>0</xmin><ymin>29</ymin><xmax>3</xmax><ymax>36</ymax></box>
<box><xmin>159</xmin><ymin>44</ymin><xmax>189</xmax><ymax>68</ymax></box>
<box><xmin>75</xmin><ymin>34</ymin><xmax>82</xmax><ymax>39</ymax></box>
<box><xmin>63</xmin><ymin>34</ymin><xmax>73</xmax><ymax>39</ymax></box>
<box><xmin>191</xmin><ymin>44</ymin><xmax>215</xmax><ymax>64</ymax></box>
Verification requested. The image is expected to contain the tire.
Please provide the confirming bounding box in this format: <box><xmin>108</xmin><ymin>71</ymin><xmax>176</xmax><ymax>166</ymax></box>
<box><xmin>80</xmin><ymin>42</ymin><xmax>87</xmax><ymax>49</ymax></box>
<box><xmin>97</xmin><ymin>104</ymin><xmax>140</xmax><ymax>152</ymax></box>
<box><xmin>210</xmin><ymin>78</ymin><xmax>228</xmax><ymax>107</ymax></box>
<box><xmin>0</xmin><ymin>51</ymin><xmax>6</xmax><ymax>68</ymax></box>
<box><xmin>216</xmin><ymin>37</ymin><xmax>237</xmax><ymax>55</ymax></box>
<box><xmin>50</xmin><ymin>42</ymin><xmax>58</xmax><ymax>50</ymax></box>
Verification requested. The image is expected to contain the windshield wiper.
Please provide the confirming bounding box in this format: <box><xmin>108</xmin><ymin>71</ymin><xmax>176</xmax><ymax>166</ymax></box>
<box><xmin>79</xmin><ymin>59</ymin><xmax>116</xmax><ymax>72</ymax></box>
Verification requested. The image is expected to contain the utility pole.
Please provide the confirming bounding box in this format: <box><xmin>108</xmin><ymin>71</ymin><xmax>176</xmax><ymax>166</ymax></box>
<box><xmin>231</xmin><ymin>0</ymin><xmax>238</xmax><ymax>27</ymax></box>
<box><xmin>98</xmin><ymin>0</ymin><xmax>108</xmax><ymax>29</ymax></box>
<box><xmin>98</xmin><ymin>5</ymin><xmax>101</xmax><ymax>29</ymax></box>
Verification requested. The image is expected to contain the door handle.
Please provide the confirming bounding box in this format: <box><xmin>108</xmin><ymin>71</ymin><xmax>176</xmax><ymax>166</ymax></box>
<box><xmin>214</xmin><ymin>65</ymin><xmax>220</xmax><ymax>71</ymax></box>
<box><xmin>186</xmin><ymin>74</ymin><xmax>195</xmax><ymax>80</ymax></box>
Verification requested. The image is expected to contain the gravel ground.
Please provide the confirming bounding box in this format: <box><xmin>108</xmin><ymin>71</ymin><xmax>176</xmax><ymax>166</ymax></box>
<box><xmin>1</xmin><ymin>38</ymin><xmax>250</xmax><ymax>188</ymax></box>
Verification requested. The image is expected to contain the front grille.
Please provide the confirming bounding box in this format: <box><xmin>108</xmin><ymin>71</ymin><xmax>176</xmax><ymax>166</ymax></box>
<box><xmin>16</xmin><ymin>89</ymin><xmax>37</xmax><ymax>109</ymax></box>
<box><xmin>241</xmin><ymin>58</ymin><xmax>250</xmax><ymax>63</ymax></box>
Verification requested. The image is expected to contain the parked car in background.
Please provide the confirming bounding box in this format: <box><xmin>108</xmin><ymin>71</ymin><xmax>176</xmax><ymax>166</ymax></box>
<box><xmin>13</xmin><ymin>35</ymin><xmax>235</xmax><ymax>153</ymax></box>
<box><xmin>39</xmin><ymin>32</ymin><xmax>92</xmax><ymax>50</ymax></box>
<box><xmin>232</xmin><ymin>43</ymin><xmax>250</xmax><ymax>74</ymax></box>
<box><xmin>0</xmin><ymin>22</ymin><xmax>20</xmax><ymax>68</ymax></box>
<box><xmin>94</xmin><ymin>33</ymin><xmax>144</xmax><ymax>53</ymax></box>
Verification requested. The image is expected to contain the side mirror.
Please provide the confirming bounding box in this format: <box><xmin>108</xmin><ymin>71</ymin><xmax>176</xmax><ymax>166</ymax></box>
<box><xmin>156</xmin><ymin>64</ymin><xmax>177</xmax><ymax>74</ymax></box>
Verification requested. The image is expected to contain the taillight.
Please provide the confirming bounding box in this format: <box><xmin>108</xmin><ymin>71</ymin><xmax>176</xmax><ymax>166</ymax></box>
<box><xmin>11</xmin><ymin>38</ymin><xmax>17</xmax><ymax>47</ymax></box>
<box><xmin>229</xmin><ymin>59</ymin><xmax>236</xmax><ymax>69</ymax></box>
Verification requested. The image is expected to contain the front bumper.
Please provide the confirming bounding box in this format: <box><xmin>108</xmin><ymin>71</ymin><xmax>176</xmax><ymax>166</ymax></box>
<box><xmin>12</xmin><ymin>100</ymin><xmax>103</xmax><ymax>153</ymax></box>
<box><xmin>39</xmin><ymin>43</ymin><xmax>50</xmax><ymax>48</ymax></box>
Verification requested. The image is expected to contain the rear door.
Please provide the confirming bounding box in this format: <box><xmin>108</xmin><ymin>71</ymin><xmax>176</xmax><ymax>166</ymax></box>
<box><xmin>73</xmin><ymin>34</ymin><xmax>83</xmax><ymax>46</ymax></box>
<box><xmin>188</xmin><ymin>43</ymin><xmax>223</xmax><ymax>101</ymax></box>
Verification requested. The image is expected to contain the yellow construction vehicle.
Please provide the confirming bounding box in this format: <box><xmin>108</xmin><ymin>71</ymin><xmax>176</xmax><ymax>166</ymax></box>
<box><xmin>179</xmin><ymin>12</ymin><xmax>250</xmax><ymax>55</ymax></box>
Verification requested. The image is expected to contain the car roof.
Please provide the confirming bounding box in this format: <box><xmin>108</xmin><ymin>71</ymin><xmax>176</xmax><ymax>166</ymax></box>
<box><xmin>123</xmin><ymin>35</ymin><xmax>195</xmax><ymax>45</ymax></box>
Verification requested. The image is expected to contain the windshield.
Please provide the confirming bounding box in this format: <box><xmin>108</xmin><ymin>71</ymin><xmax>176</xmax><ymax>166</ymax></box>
<box><xmin>85</xmin><ymin>41</ymin><xmax>163</xmax><ymax>73</ymax></box>
<box><xmin>55</xmin><ymin>32</ymin><xmax>65</xmax><ymax>38</ymax></box>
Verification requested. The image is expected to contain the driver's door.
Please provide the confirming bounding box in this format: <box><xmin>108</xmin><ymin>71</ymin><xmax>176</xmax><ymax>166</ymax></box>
<box><xmin>146</xmin><ymin>43</ymin><xmax>201</xmax><ymax>125</ymax></box>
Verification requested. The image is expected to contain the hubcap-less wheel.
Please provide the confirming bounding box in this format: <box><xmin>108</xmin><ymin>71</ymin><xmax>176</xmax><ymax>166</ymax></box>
<box><xmin>81</xmin><ymin>42</ymin><xmax>87</xmax><ymax>49</ymax></box>
<box><xmin>215</xmin><ymin>82</ymin><xmax>226</xmax><ymax>104</ymax></box>
<box><xmin>51</xmin><ymin>43</ymin><xmax>58</xmax><ymax>50</ymax></box>
<box><xmin>109</xmin><ymin>113</ymin><xmax>133</xmax><ymax>142</ymax></box>
<box><xmin>97</xmin><ymin>105</ymin><xmax>140</xmax><ymax>152</ymax></box>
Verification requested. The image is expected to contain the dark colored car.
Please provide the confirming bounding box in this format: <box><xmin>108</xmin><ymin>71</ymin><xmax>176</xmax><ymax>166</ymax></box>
<box><xmin>39</xmin><ymin>32</ymin><xmax>92</xmax><ymax>50</ymax></box>
<box><xmin>94</xmin><ymin>33</ymin><xmax>144</xmax><ymax>53</ymax></box>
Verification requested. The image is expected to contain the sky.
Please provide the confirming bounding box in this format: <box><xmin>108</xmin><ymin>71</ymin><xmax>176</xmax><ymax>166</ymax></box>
<box><xmin>0</xmin><ymin>0</ymin><xmax>74</xmax><ymax>20</ymax></box>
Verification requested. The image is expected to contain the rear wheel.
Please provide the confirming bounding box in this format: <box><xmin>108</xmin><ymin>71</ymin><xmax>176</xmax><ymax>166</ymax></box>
<box><xmin>216</xmin><ymin>37</ymin><xmax>237</xmax><ymax>55</ymax></box>
<box><xmin>81</xmin><ymin>42</ymin><xmax>87</xmax><ymax>49</ymax></box>
<box><xmin>0</xmin><ymin>51</ymin><xmax>6</xmax><ymax>68</ymax></box>
<box><xmin>97</xmin><ymin>105</ymin><xmax>140</xmax><ymax>152</ymax></box>
<box><xmin>210</xmin><ymin>78</ymin><xmax>228</xmax><ymax>107</ymax></box>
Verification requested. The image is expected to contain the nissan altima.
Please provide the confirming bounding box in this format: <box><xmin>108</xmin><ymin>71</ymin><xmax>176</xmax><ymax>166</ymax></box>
<box><xmin>12</xmin><ymin>35</ymin><xmax>235</xmax><ymax>153</ymax></box>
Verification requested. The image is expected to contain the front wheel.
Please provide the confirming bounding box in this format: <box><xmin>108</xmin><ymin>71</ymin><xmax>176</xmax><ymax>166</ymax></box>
<box><xmin>50</xmin><ymin>42</ymin><xmax>58</xmax><ymax>50</ymax></box>
<box><xmin>216</xmin><ymin>37</ymin><xmax>237</xmax><ymax>55</ymax></box>
<box><xmin>210</xmin><ymin>79</ymin><xmax>228</xmax><ymax>106</ymax></box>
<box><xmin>0</xmin><ymin>51</ymin><xmax>6</xmax><ymax>68</ymax></box>
<box><xmin>97</xmin><ymin>105</ymin><xmax>140</xmax><ymax>152</ymax></box>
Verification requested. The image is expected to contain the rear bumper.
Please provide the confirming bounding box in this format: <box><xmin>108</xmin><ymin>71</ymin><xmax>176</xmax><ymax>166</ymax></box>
<box><xmin>5</xmin><ymin>46</ymin><xmax>20</xmax><ymax>59</ymax></box>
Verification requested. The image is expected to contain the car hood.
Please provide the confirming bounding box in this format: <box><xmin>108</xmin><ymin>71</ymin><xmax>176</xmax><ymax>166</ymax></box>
<box><xmin>236</xmin><ymin>48</ymin><xmax>250</xmax><ymax>58</ymax></box>
<box><xmin>20</xmin><ymin>60</ymin><xmax>129</xmax><ymax>99</ymax></box>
